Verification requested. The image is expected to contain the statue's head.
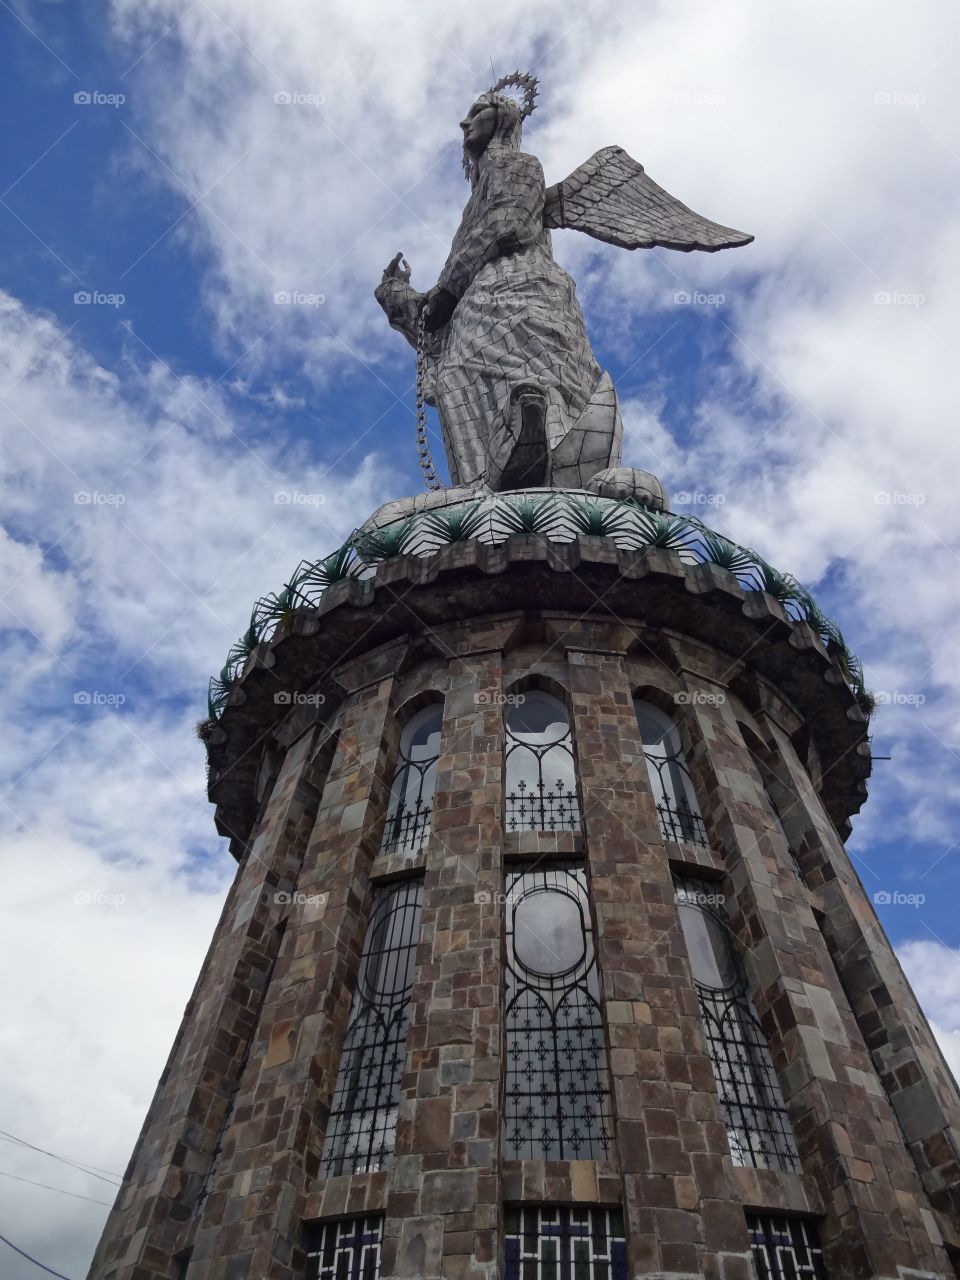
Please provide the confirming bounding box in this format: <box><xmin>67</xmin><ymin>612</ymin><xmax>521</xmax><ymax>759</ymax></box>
<box><xmin>461</xmin><ymin>71</ymin><xmax>538</xmax><ymax>182</ymax></box>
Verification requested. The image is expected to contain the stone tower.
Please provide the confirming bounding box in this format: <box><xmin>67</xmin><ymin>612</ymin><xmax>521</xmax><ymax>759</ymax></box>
<box><xmin>87</xmin><ymin>483</ymin><xmax>960</xmax><ymax>1280</ymax></box>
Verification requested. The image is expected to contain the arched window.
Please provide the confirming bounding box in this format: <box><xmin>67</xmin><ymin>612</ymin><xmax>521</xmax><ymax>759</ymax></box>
<box><xmin>503</xmin><ymin>862</ymin><xmax>613</xmax><ymax>1160</ymax></box>
<box><xmin>319</xmin><ymin>878</ymin><xmax>422</xmax><ymax>1177</ymax></box>
<box><xmin>634</xmin><ymin>698</ymin><xmax>707</xmax><ymax>846</ymax></box>
<box><xmin>381</xmin><ymin>703</ymin><xmax>442</xmax><ymax>855</ymax></box>
<box><xmin>674</xmin><ymin>875</ymin><xmax>800</xmax><ymax>1173</ymax></box>
<box><xmin>505</xmin><ymin>691</ymin><xmax>580</xmax><ymax>832</ymax></box>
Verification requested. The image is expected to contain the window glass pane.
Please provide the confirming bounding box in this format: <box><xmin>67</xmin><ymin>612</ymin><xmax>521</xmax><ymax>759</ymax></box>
<box><xmin>504</xmin><ymin>864</ymin><xmax>612</xmax><ymax>1160</ymax></box>
<box><xmin>382</xmin><ymin>704</ymin><xmax>442</xmax><ymax>855</ymax></box>
<box><xmin>505</xmin><ymin>692</ymin><xmax>580</xmax><ymax>833</ymax></box>
<box><xmin>746</xmin><ymin>1214</ymin><xmax>826</xmax><ymax>1279</ymax></box>
<box><xmin>675</xmin><ymin>874</ymin><xmax>801</xmax><ymax>1174</ymax></box>
<box><xmin>305</xmin><ymin>1217</ymin><xmax>382</xmax><ymax>1280</ymax></box>
<box><xmin>504</xmin><ymin>1207</ymin><xmax>627</xmax><ymax>1280</ymax></box>
<box><xmin>319</xmin><ymin>881</ymin><xmax>422</xmax><ymax>1177</ymax></box>
<box><xmin>634</xmin><ymin>698</ymin><xmax>707</xmax><ymax>846</ymax></box>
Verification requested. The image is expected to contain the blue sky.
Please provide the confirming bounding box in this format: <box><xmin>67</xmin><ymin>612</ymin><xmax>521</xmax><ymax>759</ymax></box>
<box><xmin>2</xmin><ymin>1</ymin><xmax>960</xmax><ymax>1276</ymax></box>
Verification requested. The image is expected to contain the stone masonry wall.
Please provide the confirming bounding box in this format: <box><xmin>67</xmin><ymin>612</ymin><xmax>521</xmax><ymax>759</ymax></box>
<box><xmin>91</xmin><ymin>605</ymin><xmax>960</xmax><ymax>1280</ymax></box>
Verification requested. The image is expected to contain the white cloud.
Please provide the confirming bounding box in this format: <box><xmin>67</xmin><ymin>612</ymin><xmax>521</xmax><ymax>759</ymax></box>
<box><xmin>898</xmin><ymin>940</ymin><xmax>960</xmax><ymax>1079</ymax></box>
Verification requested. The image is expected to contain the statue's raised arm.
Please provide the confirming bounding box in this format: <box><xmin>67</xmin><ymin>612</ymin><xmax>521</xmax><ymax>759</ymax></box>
<box><xmin>374</xmin><ymin>72</ymin><xmax>753</xmax><ymax>494</ymax></box>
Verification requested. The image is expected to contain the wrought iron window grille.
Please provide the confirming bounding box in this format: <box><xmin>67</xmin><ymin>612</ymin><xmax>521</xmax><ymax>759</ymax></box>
<box><xmin>505</xmin><ymin>692</ymin><xmax>582</xmax><ymax>834</ymax></box>
<box><xmin>504</xmin><ymin>1205</ymin><xmax>627</xmax><ymax>1280</ymax></box>
<box><xmin>305</xmin><ymin>1216</ymin><xmax>382</xmax><ymax>1280</ymax></box>
<box><xmin>381</xmin><ymin>706</ymin><xmax>441</xmax><ymax>856</ymax></box>
<box><xmin>747</xmin><ymin>1214</ymin><xmax>826</xmax><ymax>1279</ymax></box>
<box><xmin>319</xmin><ymin>880</ymin><xmax>422</xmax><ymax>1178</ymax></box>
<box><xmin>504</xmin><ymin>863</ymin><xmax>614</xmax><ymax>1161</ymax></box>
<box><xmin>675</xmin><ymin>876</ymin><xmax>802</xmax><ymax>1174</ymax></box>
<box><xmin>654</xmin><ymin>792</ymin><xmax>708</xmax><ymax>846</ymax></box>
<box><xmin>634</xmin><ymin>700</ymin><xmax>709</xmax><ymax>847</ymax></box>
<box><xmin>506</xmin><ymin>776</ymin><xmax>580</xmax><ymax>832</ymax></box>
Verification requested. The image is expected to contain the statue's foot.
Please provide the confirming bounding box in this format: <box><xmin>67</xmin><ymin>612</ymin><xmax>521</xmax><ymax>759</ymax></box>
<box><xmin>498</xmin><ymin>388</ymin><xmax>549</xmax><ymax>490</ymax></box>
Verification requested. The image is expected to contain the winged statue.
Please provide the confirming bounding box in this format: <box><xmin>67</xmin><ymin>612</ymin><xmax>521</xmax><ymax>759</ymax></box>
<box><xmin>375</xmin><ymin>72</ymin><xmax>752</xmax><ymax>494</ymax></box>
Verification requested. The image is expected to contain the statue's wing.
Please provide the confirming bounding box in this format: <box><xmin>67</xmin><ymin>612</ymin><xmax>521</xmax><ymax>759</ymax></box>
<box><xmin>543</xmin><ymin>145</ymin><xmax>753</xmax><ymax>252</ymax></box>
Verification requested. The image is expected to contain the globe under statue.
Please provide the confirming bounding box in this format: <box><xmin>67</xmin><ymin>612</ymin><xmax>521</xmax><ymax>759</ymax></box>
<box><xmin>375</xmin><ymin>71</ymin><xmax>752</xmax><ymax>493</ymax></box>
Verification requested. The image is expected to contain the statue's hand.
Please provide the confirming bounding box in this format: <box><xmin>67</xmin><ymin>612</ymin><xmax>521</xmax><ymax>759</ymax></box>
<box><xmin>381</xmin><ymin>251</ymin><xmax>411</xmax><ymax>284</ymax></box>
<box><xmin>422</xmin><ymin>285</ymin><xmax>457</xmax><ymax>333</ymax></box>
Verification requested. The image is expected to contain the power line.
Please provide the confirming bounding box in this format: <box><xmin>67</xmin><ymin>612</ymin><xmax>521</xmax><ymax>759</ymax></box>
<box><xmin>0</xmin><ymin>1130</ymin><xmax>122</xmax><ymax>1185</ymax></box>
<box><xmin>0</xmin><ymin>1230</ymin><xmax>75</xmax><ymax>1280</ymax></box>
<box><xmin>0</xmin><ymin>1167</ymin><xmax>113</xmax><ymax>1207</ymax></box>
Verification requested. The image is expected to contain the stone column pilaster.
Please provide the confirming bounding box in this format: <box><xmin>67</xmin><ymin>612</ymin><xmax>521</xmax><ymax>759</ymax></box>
<box><xmin>382</xmin><ymin>649</ymin><xmax>505</xmax><ymax>1280</ymax></box>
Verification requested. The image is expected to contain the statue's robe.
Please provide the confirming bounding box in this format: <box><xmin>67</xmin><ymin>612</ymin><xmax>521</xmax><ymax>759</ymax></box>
<box><xmin>376</xmin><ymin>144</ymin><xmax>604</xmax><ymax>489</ymax></box>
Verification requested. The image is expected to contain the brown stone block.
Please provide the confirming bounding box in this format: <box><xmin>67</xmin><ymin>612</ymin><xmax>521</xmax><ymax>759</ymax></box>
<box><xmin>702</xmin><ymin>1198</ymin><xmax>750</xmax><ymax>1252</ymax></box>
<box><xmin>411</xmin><ymin>1096</ymin><xmax>452</xmax><ymax>1153</ymax></box>
<box><xmin>421</xmin><ymin>1169</ymin><xmax>478</xmax><ymax>1214</ymax></box>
